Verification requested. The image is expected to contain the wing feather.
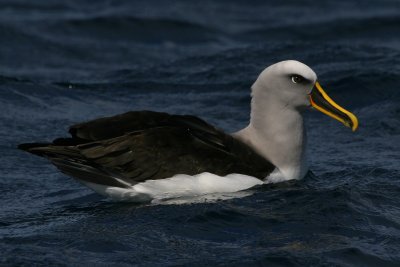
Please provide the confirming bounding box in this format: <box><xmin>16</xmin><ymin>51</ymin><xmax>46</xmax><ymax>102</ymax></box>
<box><xmin>19</xmin><ymin>111</ymin><xmax>275</xmax><ymax>187</ymax></box>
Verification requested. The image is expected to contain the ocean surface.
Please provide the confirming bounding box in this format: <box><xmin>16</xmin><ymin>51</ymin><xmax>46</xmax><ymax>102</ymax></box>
<box><xmin>1</xmin><ymin>0</ymin><xmax>400</xmax><ymax>266</ymax></box>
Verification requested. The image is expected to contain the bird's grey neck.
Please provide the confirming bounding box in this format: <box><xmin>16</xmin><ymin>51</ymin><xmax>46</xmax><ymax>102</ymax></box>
<box><xmin>233</xmin><ymin>95</ymin><xmax>308</xmax><ymax>181</ymax></box>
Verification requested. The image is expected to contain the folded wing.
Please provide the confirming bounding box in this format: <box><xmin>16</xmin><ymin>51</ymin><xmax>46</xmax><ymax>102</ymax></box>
<box><xmin>19</xmin><ymin>111</ymin><xmax>275</xmax><ymax>187</ymax></box>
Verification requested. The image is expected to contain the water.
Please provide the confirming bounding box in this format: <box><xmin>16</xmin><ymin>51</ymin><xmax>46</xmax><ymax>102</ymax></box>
<box><xmin>1</xmin><ymin>0</ymin><xmax>400</xmax><ymax>265</ymax></box>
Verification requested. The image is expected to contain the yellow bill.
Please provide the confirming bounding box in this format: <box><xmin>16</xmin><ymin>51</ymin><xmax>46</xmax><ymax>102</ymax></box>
<box><xmin>309</xmin><ymin>82</ymin><xmax>358</xmax><ymax>131</ymax></box>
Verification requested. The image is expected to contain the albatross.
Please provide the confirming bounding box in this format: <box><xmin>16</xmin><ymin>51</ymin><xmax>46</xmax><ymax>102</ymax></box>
<box><xmin>18</xmin><ymin>60</ymin><xmax>358</xmax><ymax>202</ymax></box>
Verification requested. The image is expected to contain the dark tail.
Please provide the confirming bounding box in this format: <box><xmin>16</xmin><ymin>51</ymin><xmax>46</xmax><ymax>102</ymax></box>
<box><xmin>17</xmin><ymin>142</ymin><xmax>130</xmax><ymax>188</ymax></box>
<box><xmin>18</xmin><ymin>142</ymin><xmax>53</xmax><ymax>157</ymax></box>
<box><xmin>18</xmin><ymin>137</ymin><xmax>85</xmax><ymax>156</ymax></box>
<box><xmin>18</xmin><ymin>141</ymin><xmax>81</xmax><ymax>157</ymax></box>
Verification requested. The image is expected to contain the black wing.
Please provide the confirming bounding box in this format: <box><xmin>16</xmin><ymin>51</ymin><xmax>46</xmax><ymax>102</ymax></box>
<box><xmin>19</xmin><ymin>111</ymin><xmax>275</xmax><ymax>187</ymax></box>
<box><xmin>69</xmin><ymin>111</ymin><xmax>173</xmax><ymax>142</ymax></box>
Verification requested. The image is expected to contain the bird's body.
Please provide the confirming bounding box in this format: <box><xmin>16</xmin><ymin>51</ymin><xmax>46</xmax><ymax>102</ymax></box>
<box><xmin>20</xmin><ymin>111</ymin><xmax>275</xmax><ymax>201</ymax></box>
<box><xmin>19</xmin><ymin>60</ymin><xmax>358</xmax><ymax>202</ymax></box>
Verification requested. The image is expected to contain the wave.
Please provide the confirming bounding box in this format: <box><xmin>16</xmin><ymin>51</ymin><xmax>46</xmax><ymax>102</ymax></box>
<box><xmin>0</xmin><ymin>74</ymin><xmax>32</xmax><ymax>84</ymax></box>
<box><xmin>38</xmin><ymin>16</ymin><xmax>222</xmax><ymax>44</ymax></box>
<box><xmin>240</xmin><ymin>13</ymin><xmax>400</xmax><ymax>41</ymax></box>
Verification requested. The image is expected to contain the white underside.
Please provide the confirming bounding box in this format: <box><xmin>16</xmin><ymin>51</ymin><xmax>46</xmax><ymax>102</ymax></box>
<box><xmin>80</xmin><ymin>170</ymin><xmax>297</xmax><ymax>203</ymax></box>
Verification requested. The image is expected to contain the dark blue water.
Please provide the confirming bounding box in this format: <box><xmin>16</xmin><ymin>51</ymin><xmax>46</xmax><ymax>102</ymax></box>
<box><xmin>1</xmin><ymin>0</ymin><xmax>400</xmax><ymax>265</ymax></box>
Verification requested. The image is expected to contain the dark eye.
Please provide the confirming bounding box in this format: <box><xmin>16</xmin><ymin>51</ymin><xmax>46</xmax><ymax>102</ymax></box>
<box><xmin>291</xmin><ymin>75</ymin><xmax>305</xmax><ymax>84</ymax></box>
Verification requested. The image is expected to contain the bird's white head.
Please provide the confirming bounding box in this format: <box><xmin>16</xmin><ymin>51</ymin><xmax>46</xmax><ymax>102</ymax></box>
<box><xmin>251</xmin><ymin>60</ymin><xmax>358</xmax><ymax>131</ymax></box>
<box><xmin>252</xmin><ymin>60</ymin><xmax>317</xmax><ymax>111</ymax></box>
